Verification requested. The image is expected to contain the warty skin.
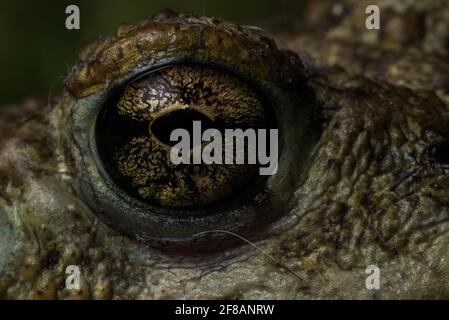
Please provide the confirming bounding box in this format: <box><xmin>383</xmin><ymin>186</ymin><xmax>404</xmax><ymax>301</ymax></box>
<box><xmin>1</xmin><ymin>0</ymin><xmax>449</xmax><ymax>299</ymax></box>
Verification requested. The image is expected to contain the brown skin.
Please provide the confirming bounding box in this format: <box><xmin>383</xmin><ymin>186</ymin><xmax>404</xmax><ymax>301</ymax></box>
<box><xmin>1</xmin><ymin>0</ymin><xmax>449</xmax><ymax>299</ymax></box>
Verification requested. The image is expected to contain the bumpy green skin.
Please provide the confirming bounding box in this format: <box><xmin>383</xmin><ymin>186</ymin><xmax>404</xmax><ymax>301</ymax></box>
<box><xmin>1</xmin><ymin>1</ymin><xmax>449</xmax><ymax>299</ymax></box>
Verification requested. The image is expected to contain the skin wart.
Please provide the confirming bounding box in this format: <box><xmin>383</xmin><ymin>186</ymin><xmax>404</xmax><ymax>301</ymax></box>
<box><xmin>1</xmin><ymin>0</ymin><xmax>449</xmax><ymax>299</ymax></box>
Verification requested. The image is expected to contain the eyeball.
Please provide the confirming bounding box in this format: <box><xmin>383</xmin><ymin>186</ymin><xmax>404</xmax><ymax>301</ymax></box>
<box><xmin>96</xmin><ymin>64</ymin><xmax>274</xmax><ymax>209</ymax></box>
<box><xmin>65</xmin><ymin>12</ymin><xmax>315</xmax><ymax>251</ymax></box>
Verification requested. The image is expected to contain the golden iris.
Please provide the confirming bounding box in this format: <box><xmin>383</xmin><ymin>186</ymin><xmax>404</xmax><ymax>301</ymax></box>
<box><xmin>96</xmin><ymin>64</ymin><xmax>274</xmax><ymax>209</ymax></box>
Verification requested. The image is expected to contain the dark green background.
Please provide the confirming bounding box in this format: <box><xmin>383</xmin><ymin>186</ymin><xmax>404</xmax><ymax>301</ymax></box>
<box><xmin>0</xmin><ymin>0</ymin><xmax>305</xmax><ymax>105</ymax></box>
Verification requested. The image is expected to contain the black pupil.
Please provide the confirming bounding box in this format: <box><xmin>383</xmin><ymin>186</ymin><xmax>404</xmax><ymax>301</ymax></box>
<box><xmin>434</xmin><ymin>141</ymin><xmax>449</xmax><ymax>165</ymax></box>
<box><xmin>151</xmin><ymin>109</ymin><xmax>216</xmax><ymax>147</ymax></box>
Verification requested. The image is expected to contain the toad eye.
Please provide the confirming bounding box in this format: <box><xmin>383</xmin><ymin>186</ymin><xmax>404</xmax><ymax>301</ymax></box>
<box><xmin>96</xmin><ymin>64</ymin><xmax>274</xmax><ymax>209</ymax></box>
<box><xmin>66</xmin><ymin>12</ymin><xmax>316</xmax><ymax>251</ymax></box>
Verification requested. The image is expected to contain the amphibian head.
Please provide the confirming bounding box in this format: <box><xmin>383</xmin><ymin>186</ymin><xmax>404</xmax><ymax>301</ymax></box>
<box><xmin>1</xmin><ymin>1</ymin><xmax>449</xmax><ymax>299</ymax></box>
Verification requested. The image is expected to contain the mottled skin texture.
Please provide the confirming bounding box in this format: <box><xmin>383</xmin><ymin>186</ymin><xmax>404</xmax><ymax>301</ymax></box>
<box><xmin>1</xmin><ymin>0</ymin><xmax>449</xmax><ymax>299</ymax></box>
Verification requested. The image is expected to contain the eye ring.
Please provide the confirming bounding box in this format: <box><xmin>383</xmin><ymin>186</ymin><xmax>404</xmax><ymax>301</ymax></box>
<box><xmin>66</xmin><ymin>13</ymin><xmax>314</xmax><ymax>251</ymax></box>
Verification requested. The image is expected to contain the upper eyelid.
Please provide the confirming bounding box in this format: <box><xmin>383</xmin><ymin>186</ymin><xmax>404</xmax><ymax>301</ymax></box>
<box><xmin>64</xmin><ymin>13</ymin><xmax>303</xmax><ymax>99</ymax></box>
